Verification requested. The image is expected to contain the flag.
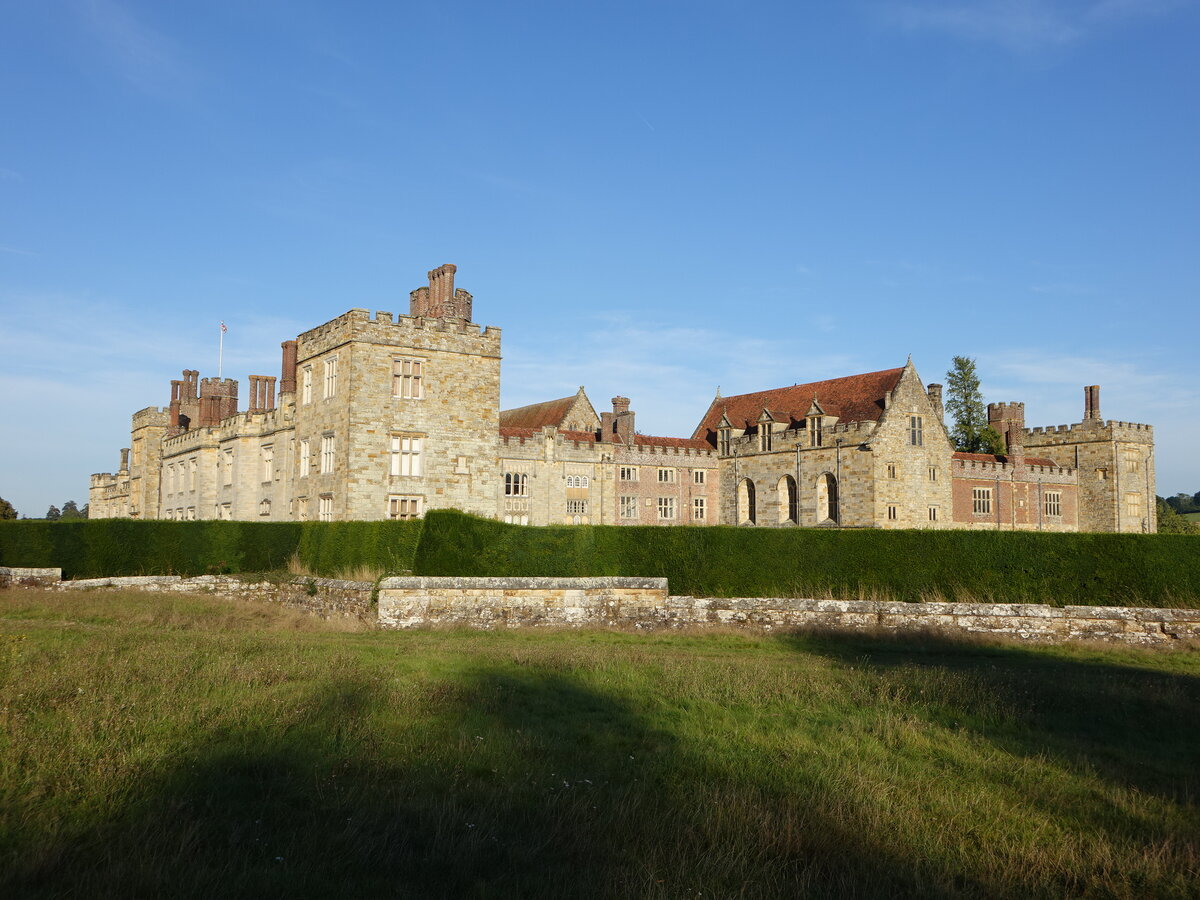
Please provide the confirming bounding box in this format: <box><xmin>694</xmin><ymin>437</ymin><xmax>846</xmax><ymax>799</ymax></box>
<box><xmin>220</xmin><ymin>321</ymin><xmax>228</xmax><ymax>333</ymax></box>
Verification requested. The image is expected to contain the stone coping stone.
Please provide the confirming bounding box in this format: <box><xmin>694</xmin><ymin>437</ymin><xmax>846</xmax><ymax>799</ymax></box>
<box><xmin>668</xmin><ymin>597</ymin><xmax>1200</xmax><ymax>620</ymax></box>
<box><xmin>380</xmin><ymin>576</ymin><xmax>668</xmax><ymax>591</ymax></box>
<box><xmin>0</xmin><ymin>567</ymin><xmax>62</xmax><ymax>578</ymax></box>
<box><xmin>56</xmin><ymin>574</ymin><xmax>373</xmax><ymax>591</ymax></box>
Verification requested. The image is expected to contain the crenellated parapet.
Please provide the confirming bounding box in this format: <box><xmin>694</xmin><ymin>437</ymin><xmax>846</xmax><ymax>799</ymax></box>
<box><xmin>297</xmin><ymin>307</ymin><xmax>501</xmax><ymax>361</ymax></box>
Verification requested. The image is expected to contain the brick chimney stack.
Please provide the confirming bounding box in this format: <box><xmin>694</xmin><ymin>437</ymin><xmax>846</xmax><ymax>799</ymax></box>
<box><xmin>280</xmin><ymin>341</ymin><xmax>297</xmax><ymax>394</ymax></box>
<box><xmin>248</xmin><ymin>375</ymin><xmax>278</xmax><ymax>413</ymax></box>
<box><xmin>988</xmin><ymin>402</ymin><xmax>1026</xmax><ymax>467</ymax></box>
<box><xmin>409</xmin><ymin>264</ymin><xmax>472</xmax><ymax>321</ymax></box>
<box><xmin>612</xmin><ymin>396</ymin><xmax>635</xmax><ymax>444</ymax></box>
<box><xmin>927</xmin><ymin>383</ymin><xmax>944</xmax><ymax>421</ymax></box>
<box><xmin>1084</xmin><ymin>385</ymin><xmax>1102</xmax><ymax>422</ymax></box>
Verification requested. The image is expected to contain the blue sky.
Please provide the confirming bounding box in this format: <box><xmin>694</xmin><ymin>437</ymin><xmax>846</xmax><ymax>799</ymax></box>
<box><xmin>1</xmin><ymin>0</ymin><xmax>1197</xmax><ymax>516</ymax></box>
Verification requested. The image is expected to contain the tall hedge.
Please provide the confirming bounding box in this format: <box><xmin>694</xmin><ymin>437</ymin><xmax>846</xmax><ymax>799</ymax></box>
<box><xmin>412</xmin><ymin>510</ymin><xmax>1200</xmax><ymax>608</ymax></box>
<box><xmin>0</xmin><ymin>520</ymin><xmax>302</xmax><ymax>579</ymax></box>
<box><xmin>295</xmin><ymin>520</ymin><xmax>424</xmax><ymax>577</ymax></box>
<box><xmin>0</xmin><ymin>518</ymin><xmax>423</xmax><ymax>580</ymax></box>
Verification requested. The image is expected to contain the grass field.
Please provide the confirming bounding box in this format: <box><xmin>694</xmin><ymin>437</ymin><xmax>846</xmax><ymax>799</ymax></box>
<box><xmin>2</xmin><ymin>589</ymin><xmax>1198</xmax><ymax>898</ymax></box>
<box><xmin>1184</xmin><ymin>511</ymin><xmax>1200</xmax><ymax>523</ymax></box>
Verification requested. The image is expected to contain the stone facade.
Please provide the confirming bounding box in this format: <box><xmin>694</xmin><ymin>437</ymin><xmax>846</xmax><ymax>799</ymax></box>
<box><xmin>89</xmin><ymin>264</ymin><xmax>1153</xmax><ymax>532</ymax></box>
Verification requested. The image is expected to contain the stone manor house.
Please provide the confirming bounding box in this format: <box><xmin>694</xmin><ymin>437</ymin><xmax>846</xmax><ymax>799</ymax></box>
<box><xmin>89</xmin><ymin>265</ymin><xmax>1156</xmax><ymax>533</ymax></box>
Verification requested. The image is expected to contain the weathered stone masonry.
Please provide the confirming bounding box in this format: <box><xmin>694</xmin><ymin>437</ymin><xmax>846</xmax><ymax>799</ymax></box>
<box><xmin>89</xmin><ymin>264</ymin><xmax>1155</xmax><ymax>533</ymax></box>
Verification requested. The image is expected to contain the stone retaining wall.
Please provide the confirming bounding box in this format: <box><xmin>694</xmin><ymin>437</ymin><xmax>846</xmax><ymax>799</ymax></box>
<box><xmin>0</xmin><ymin>567</ymin><xmax>63</xmax><ymax>587</ymax></box>
<box><xmin>377</xmin><ymin>576</ymin><xmax>669</xmax><ymax>629</ymax></box>
<box><xmin>377</xmin><ymin>578</ymin><xmax>1200</xmax><ymax>645</ymax></box>
<box><xmin>6</xmin><ymin>568</ymin><xmax>1198</xmax><ymax>645</ymax></box>
<box><xmin>50</xmin><ymin>574</ymin><xmax>375</xmax><ymax>623</ymax></box>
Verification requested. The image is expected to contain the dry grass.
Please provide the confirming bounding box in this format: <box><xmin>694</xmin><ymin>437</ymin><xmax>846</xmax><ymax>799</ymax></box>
<box><xmin>285</xmin><ymin>551</ymin><xmax>384</xmax><ymax>585</ymax></box>
<box><xmin>1</xmin><ymin>586</ymin><xmax>1197</xmax><ymax>898</ymax></box>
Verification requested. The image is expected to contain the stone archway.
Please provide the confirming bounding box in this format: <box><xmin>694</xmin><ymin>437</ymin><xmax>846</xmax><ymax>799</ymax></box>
<box><xmin>738</xmin><ymin>478</ymin><xmax>757</xmax><ymax>525</ymax></box>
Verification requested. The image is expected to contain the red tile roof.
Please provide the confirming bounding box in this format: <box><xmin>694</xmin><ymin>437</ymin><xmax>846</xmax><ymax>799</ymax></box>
<box><xmin>499</xmin><ymin>426</ymin><xmax>536</xmax><ymax>439</ymax></box>
<box><xmin>499</xmin><ymin>396</ymin><xmax>577</xmax><ymax>429</ymax></box>
<box><xmin>560</xmin><ymin>430</ymin><xmax>598</xmax><ymax>443</ymax></box>
<box><xmin>691</xmin><ymin>367</ymin><xmax>905</xmax><ymax>442</ymax></box>
<box><xmin>953</xmin><ymin>452</ymin><xmax>1063</xmax><ymax>468</ymax></box>
<box><xmin>634</xmin><ymin>434</ymin><xmax>713</xmax><ymax>450</ymax></box>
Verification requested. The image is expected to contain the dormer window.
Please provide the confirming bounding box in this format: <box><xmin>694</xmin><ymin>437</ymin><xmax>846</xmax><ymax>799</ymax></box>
<box><xmin>719</xmin><ymin>427</ymin><xmax>732</xmax><ymax>456</ymax></box>
<box><xmin>809</xmin><ymin>417</ymin><xmax>823</xmax><ymax>447</ymax></box>
<box><xmin>758</xmin><ymin>420</ymin><xmax>773</xmax><ymax>452</ymax></box>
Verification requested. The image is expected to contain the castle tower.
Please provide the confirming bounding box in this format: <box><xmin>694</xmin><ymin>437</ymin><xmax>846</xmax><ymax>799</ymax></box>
<box><xmin>988</xmin><ymin>402</ymin><xmax>1025</xmax><ymax>467</ymax></box>
<box><xmin>1022</xmin><ymin>385</ymin><xmax>1155</xmax><ymax>532</ymax></box>
<box><xmin>292</xmin><ymin>264</ymin><xmax>501</xmax><ymax>521</ymax></box>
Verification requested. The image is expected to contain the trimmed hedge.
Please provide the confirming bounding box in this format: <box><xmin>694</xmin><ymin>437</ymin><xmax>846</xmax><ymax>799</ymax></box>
<box><xmin>5</xmin><ymin>512</ymin><xmax>1197</xmax><ymax>606</ymax></box>
<box><xmin>295</xmin><ymin>520</ymin><xmax>424</xmax><ymax>578</ymax></box>
<box><xmin>0</xmin><ymin>519</ymin><xmax>423</xmax><ymax>580</ymax></box>
<box><xmin>413</xmin><ymin>510</ymin><xmax>1200</xmax><ymax>608</ymax></box>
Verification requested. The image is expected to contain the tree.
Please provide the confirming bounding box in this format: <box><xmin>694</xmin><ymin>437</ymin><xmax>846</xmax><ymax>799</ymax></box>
<box><xmin>60</xmin><ymin>500</ymin><xmax>85</xmax><ymax>520</ymax></box>
<box><xmin>944</xmin><ymin>356</ymin><xmax>1006</xmax><ymax>455</ymax></box>
<box><xmin>0</xmin><ymin>497</ymin><xmax>16</xmax><ymax>520</ymax></box>
<box><xmin>1157</xmin><ymin>498</ymin><xmax>1199</xmax><ymax>535</ymax></box>
<box><xmin>45</xmin><ymin>505</ymin><xmax>61</xmax><ymax>521</ymax></box>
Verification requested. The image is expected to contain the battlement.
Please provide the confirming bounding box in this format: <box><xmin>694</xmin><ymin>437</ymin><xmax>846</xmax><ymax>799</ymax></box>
<box><xmin>297</xmin><ymin>307</ymin><xmax>501</xmax><ymax>359</ymax></box>
<box><xmin>952</xmin><ymin>456</ymin><xmax>1076</xmax><ymax>481</ymax></box>
<box><xmin>132</xmin><ymin>407</ymin><xmax>169</xmax><ymax>429</ymax></box>
<box><xmin>1024</xmin><ymin>420</ymin><xmax>1154</xmax><ymax>441</ymax></box>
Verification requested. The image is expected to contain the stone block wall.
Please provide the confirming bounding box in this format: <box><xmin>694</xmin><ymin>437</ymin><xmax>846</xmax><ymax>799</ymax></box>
<box><xmin>377</xmin><ymin>578</ymin><xmax>1200</xmax><ymax>645</ymax></box>
<box><xmin>0</xmin><ymin>567</ymin><xmax>63</xmax><ymax>587</ymax></box>
<box><xmin>377</xmin><ymin>576</ymin><xmax>670</xmax><ymax>628</ymax></box>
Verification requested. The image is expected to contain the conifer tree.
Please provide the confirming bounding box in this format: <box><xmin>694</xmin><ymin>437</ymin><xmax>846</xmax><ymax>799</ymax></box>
<box><xmin>945</xmin><ymin>356</ymin><xmax>1005</xmax><ymax>454</ymax></box>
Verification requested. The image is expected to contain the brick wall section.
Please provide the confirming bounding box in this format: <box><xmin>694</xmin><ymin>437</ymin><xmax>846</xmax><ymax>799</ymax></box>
<box><xmin>497</xmin><ymin>427</ymin><xmax>718</xmax><ymax>526</ymax></box>
<box><xmin>950</xmin><ymin>457</ymin><xmax>1079</xmax><ymax>531</ymax></box>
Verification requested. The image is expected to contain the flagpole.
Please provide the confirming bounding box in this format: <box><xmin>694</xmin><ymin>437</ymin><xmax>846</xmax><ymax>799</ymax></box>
<box><xmin>218</xmin><ymin>322</ymin><xmax>225</xmax><ymax>378</ymax></box>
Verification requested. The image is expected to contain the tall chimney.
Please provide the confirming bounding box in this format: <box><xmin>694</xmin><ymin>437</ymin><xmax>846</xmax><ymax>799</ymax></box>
<box><xmin>265</xmin><ymin>375</ymin><xmax>276</xmax><ymax>411</ymax></box>
<box><xmin>119</xmin><ymin>448</ymin><xmax>130</xmax><ymax>471</ymax></box>
<box><xmin>927</xmin><ymin>383</ymin><xmax>944</xmax><ymax>421</ymax></box>
<box><xmin>1085</xmin><ymin>385</ymin><xmax>1102</xmax><ymax>422</ymax></box>
<box><xmin>612</xmin><ymin>396</ymin><xmax>635</xmax><ymax>444</ymax></box>
<box><xmin>280</xmin><ymin>341</ymin><xmax>297</xmax><ymax>394</ymax></box>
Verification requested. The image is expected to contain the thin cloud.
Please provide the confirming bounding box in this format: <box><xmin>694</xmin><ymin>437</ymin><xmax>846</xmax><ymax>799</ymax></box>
<box><xmin>0</xmin><ymin>245</ymin><xmax>35</xmax><ymax>256</ymax></box>
<box><xmin>78</xmin><ymin>0</ymin><xmax>193</xmax><ymax>96</ymax></box>
<box><xmin>504</xmin><ymin>315</ymin><xmax>867</xmax><ymax>438</ymax></box>
<box><xmin>880</xmin><ymin>0</ymin><xmax>1190</xmax><ymax>51</ymax></box>
<box><xmin>0</xmin><ymin>168</ymin><xmax>22</xmax><ymax>182</ymax></box>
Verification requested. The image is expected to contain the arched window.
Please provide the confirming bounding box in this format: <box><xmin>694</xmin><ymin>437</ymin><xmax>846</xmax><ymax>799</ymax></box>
<box><xmin>738</xmin><ymin>478</ymin><xmax>757</xmax><ymax>525</ymax></box>
<box><xmin>817</xmin><ymin>473</ymin><xmax>838</xmax><ymax>523</ymax></box>
<box><xmin>778</xmin><ymin>475</ymin><xmax>798</xmax><ymax>524</ymax></box>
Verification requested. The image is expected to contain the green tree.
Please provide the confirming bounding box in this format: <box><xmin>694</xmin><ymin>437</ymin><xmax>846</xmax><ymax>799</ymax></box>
<box><xmin>0</xmin><ymin>496</ymin><xmax>16</xmax><ymax>520</ymax></box>
<box><xmin>60</xmin><ymin>500</ymin><xmax>85</xmax><ymax>520</ymax></box>
<box><xmin>1157</xmin><ymin>498</ymin><xmax>1200</xmax><ymax>534</ymax></box>
<box><xmin>45</xmin><ymin>505</ymin><xmax>61</xmax><ymax>521</ymax></box>
<box><xmin>944</xmin><ymin>356</ymin><xmax>1006</xmax><ymax>455</ymax></box>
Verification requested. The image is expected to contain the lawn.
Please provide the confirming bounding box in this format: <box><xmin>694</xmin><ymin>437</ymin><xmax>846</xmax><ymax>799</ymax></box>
<box><xmin>1</xmin><ymin>588</ymin><xmax>1197</xmax><ymax>898</ymax></box>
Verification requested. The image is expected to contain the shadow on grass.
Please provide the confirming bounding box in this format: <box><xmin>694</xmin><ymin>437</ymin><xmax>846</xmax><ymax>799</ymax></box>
<box><xmin>786</xmin><ymin>629</ymin><xmax>1200</xmax><ymax>805</ymax></box>
<box><xmin>5</xmin><ymin>660</ymin><xmax>986</xmax><ymax>899</ymax></box>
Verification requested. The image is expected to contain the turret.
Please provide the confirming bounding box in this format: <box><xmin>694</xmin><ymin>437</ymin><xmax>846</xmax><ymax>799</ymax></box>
<box><xmin>987</xmin><ymin>401</ymin><xmax>1026</xmax><ymax>466</ymax></box>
